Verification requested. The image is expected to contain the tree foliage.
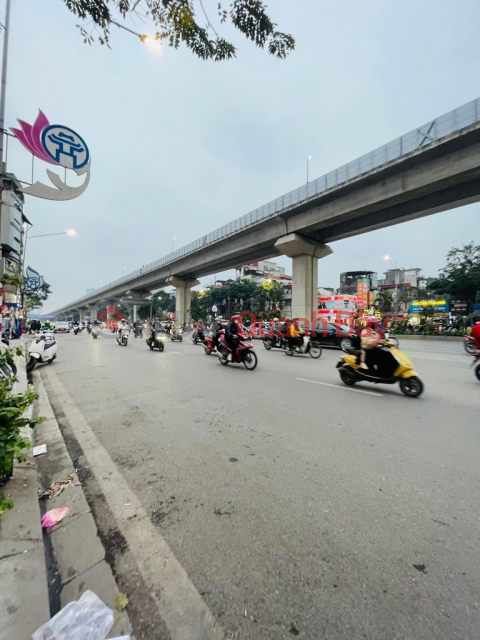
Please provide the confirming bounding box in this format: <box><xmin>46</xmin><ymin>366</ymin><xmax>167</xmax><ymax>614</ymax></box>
<box><xmin>190</xmin><ymin>278</ymin><xmax>286</xmax><ymax>320</ymax></box>
<box><xmin>24</xmin><ymin>282</ymin><xmax>52</xmax><ymax>313</ymax></box>
<box><xmin>429</xmin><ymin>242</ymin><xmax>480</xmax><ymax>310</ymax></box>
<box><xmin>374</xmin><ymin>289</ymin><xmax>393</xmax><ymax>313</ymax></box>
<box><xmin>62</xmin><ymin>0</ymin><xmax>295</xmax><ymax>60</ymax></box>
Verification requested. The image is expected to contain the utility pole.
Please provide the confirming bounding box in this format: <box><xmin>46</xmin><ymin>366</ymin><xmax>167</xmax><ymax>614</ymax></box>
<box><xmin>0</xmin><ymin>0</ymin><xmax>11</xmax><ymax>335</ymax></box>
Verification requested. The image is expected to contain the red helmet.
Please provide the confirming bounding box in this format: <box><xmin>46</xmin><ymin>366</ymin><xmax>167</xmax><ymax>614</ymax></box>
<box><xmin>231</xmin><ymin>315</ymin><xmax>241</xmax><ymax>322</ymax></box>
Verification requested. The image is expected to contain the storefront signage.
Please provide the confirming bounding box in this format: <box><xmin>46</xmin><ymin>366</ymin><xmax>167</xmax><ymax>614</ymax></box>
<box><xmin>410</xmin><ymin>299</ymin><xmax>450</xmax><ymax>313</ymax></box>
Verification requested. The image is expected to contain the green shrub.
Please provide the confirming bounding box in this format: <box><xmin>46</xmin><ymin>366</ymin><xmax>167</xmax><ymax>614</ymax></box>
<box><xmin>0</xmin><ymin>348</ymin><xmax>44</xmax><ymax>515</ymax></box>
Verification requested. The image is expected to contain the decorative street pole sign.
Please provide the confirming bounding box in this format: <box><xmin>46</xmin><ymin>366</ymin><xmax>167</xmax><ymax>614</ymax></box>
<box><xmin>24</xmin><ymin>266</ymin><xmax>44</xmax><ymax>290</ymax></box>
<box><xmin>11</xmin><ymin>110</ymin><xmax>91</xmax><ymax>201</ymax></box>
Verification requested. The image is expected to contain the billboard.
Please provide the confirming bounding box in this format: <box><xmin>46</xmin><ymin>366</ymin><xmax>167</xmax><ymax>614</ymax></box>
<box><xmin>317</xmin><ymin>295</ymin><xmax>356</xmax><ymax>324</ymax></box>
<box><xmin>356</xmin><ymin>278</ymin><xmax>370</xmax><ymax>310</ymax></box>
<box><xmin>409</xmin><ymin>299</ymin><xmax>450</xmax><ymax>313</ymax></box>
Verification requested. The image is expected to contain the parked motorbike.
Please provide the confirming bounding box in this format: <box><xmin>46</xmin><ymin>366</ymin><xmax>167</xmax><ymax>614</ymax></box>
<box><xmin>117</xmin><ymin>326</ymin><xmax>130</xmax><ymax>347</ymax></box>
<box><xmin>336</xmin><ymin>340</ymin><xmax>423</xmax><ymax>397</ymax></box>
<box><xmin>0</xmin><ymin>339</ymin><xmax>17</xmax><ymax>378</ymax></box>
<box><xmin>285</xmin><ymin>336</ymin><xmax>322</xmax><ymax>359</ymax></box>
<box><xmin>146</xmin><ymin>332</ymin><xmax>166</xmax><ymax>351</ymax></box>
<box><xmin>26</xmin><ymin>333</ymin><xmax>58</xmax><ymax>371</ymax></box>
<box><xmin>217</xmin><ymin>335</ymin><xmax>258</xmax><ymax>370</ymax></box>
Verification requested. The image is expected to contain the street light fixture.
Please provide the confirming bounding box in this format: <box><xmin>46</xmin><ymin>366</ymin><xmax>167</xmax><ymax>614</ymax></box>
<box><xmin>29</xmin><ymin>229</ymin><xmax>77</xmax><ymax>239</ymax></box>
<box><xmin>111</xmin><ymin>20</ymin><xmax>161</xmax><ymax>52</ymax></box>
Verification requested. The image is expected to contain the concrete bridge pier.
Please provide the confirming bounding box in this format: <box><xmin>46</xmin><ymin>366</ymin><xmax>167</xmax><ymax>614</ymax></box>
<box><xmin>275</xmin><ymin>234</ymin><xmax>333</xmax><ymax>320</ymax></box>
<box><xmin>166</xmin><ymin>276</ymin><xmax>200</xmax><ymax>326</ymax></box>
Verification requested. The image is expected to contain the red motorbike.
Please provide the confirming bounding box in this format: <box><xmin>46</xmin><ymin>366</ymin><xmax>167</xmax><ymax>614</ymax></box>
<box><xmin>203</xmin><ymin>329</ymin><xmax>225</xmax><ymax>356</ymax></box>
<box><xmin>217</xmin><ymin>335</ymin><xmax>258</xmax><ymax>370</ymax></box>
<box><xmin>464</xmin><ymin>335</ymin><xmax>477</xmax><ymax>355</ymax></box>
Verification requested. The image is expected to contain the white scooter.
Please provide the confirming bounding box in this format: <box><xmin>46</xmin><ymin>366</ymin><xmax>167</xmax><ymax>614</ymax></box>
<box><xmin>91</xmin><ymin>322</ymin><xmax>102</xmax><ymax>339</ymax></box>
<box><xmin>117</xmin><ymin>325</ymin><xmax>130</xmax><ymax>347</ymax></box>
<box><xmin>27</xmin><ymin>333</ymin><xmax>58</xmax><ymax>372</ymax></box>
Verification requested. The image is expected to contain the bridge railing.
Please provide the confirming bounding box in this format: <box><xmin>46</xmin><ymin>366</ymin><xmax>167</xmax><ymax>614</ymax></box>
<box><xmin>56</xmin><ymin>98</ymin><xmax>480</xmax><ymax>312</ymax></box>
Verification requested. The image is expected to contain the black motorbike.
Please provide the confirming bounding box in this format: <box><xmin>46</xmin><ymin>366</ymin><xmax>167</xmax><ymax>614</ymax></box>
<box><xmin>191</xmin><ymin>327</ymin><xmax>205</xmax><ymax>345</ymax></box>
<box><xmin>146</xmin><ymin>331</ymin><xmax>165</xmax><ymax>351</ymax></box>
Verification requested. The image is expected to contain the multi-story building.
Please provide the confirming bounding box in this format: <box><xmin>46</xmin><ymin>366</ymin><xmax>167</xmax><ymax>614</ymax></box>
<box><xmin>377</xmin><ymin>268</ymin><xmax>423</xmax><ymax>289</ymax></box>
<box><xmin>237</xmin><ymin>260</ymin><xmax>291</xmax><ymax>285</ymax></box>
<box><xmin>339</xmin><ymin>271</ymin><xmax>378</xmax><ymax>295</ymax></box>
<box><xmin>0</xmin><ymin>173</ymin><xmax>29</xmax><ymax>330</ymax></box>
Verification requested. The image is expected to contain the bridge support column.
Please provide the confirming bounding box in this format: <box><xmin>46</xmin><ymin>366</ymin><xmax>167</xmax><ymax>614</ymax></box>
<box><xmin>275</xmin><ymin>234</ymin><xmax>333</xmax><ymax>320</ymax></box>
<box><xmin>166</xmin><ymin>276</ymin><xmax>200</xmax><ymax>326</ymax></box>
<box><xmin>133</xmin><ymin>304</ymin><xmax>138</xmax><ymax>323</ymax></box>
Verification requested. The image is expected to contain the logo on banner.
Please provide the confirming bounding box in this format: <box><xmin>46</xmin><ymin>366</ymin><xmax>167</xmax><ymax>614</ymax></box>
<box><xmin>24</xmin><ymin>266</ymin><xmax>44</xmax><ymax>290</ymax></box>
<box><xmin>11</xmin><ymin>110</ymin><xmax>91</xmax><ymax>201</ymax></box>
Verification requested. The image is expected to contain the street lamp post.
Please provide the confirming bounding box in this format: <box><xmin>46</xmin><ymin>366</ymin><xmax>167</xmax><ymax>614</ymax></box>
<box><xmin>172</xmin><ymin>237</ymin><xmax>175</xmax><ymax>253</ymax></box>
<box><xmin>0</xmin><ymin>0</ymin><xmax>11</xmax><ymax>174</ymax></box>
<box><xmin>150</xmin><ymin>292</ymin><xmax>163</xmax><ymax>321</ymax></box>
<box><xmin>307</xmin><ymin>155</ymin><xmax>312</xmax><ymax>184</ymax></box>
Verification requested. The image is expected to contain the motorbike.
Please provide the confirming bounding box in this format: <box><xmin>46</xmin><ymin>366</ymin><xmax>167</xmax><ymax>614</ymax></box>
<box><xmin>336</xmin><ymin>340</ymin><xmax>423</xmax><ymax>397</ymax></box>
<box><xmin>73</xmin><ymin>324</ymin><xmax>81</xmax><ymax>335</ymax></box>
<box><xmin>146</xmin><ymin>332</ymin><xmax>166</xmax><ymax>351</ymax></box>
<box><xmin>26</xmin><ymin>333</ymin><xmax>58</xmax><ymax>372</ymax></box>
<box><xmin>217</xmin><ymin>335</ymin><xmax>258</xmax><ymax>370</ymax></box>
<box><xmin>117</xmin><ymin>326</ymin><xmax>130</xmax><ymax>347</ymax></box>
<box><xmin>191</xmin><ymin>327</ymin><xmax>206</xmax><ymax>345</ymax></box>
<box><xmin>263</xmin><ymin>334</ymin><xmax>288</xmax><ymax>351</ymax></box>
<box><xmin>464</xmin><ymin>335</ymin><xmax>477</xmax><ymax>355</ymax></box>
<box><xmin>285</xmin><ymin>336</ymin><xmax>322</xmax><ymax>359</ymax></box>
<box><xmin>87</xmin><ymin>323</ymin><xmax>92</xmax><ymax>334</ymax></box>
<box><xmin>170</xmin><ymin>329</ymin><xmax>183</xmax><ymax>342</ymax></box>
<box><xmin>91</xmin><ymin>323</ymin><xmax>102</xmax><ymax>339</ymax></box>
<box><xmin>472</xmin><ymin>352</ymin><xmax>480</xmax><ymax>381</ymax></box>
<box><xmin>0</xmin><ymin>339</ymin><xmax>17</xmax><ymax>379</ymax></box>
<box><xmin>203</xmin><ymin>329</ymin><xmax>225</xmax><ymax>355</ymax></box>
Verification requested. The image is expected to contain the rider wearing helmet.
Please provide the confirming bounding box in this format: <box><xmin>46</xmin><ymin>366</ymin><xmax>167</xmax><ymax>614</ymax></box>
<box><xmin>226</xmin><ymin>315</ymin><xmax>241</xmax><ymax>362</ymax></box>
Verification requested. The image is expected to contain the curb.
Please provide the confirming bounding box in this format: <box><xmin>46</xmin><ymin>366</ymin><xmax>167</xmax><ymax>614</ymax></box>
<box><xmin>0</xmin><ymin>341</ymin><xmax>50</xmax><ymax>640</ymax></box>
<box><xmin>33</xmin><ymin>370</ymin><xmax>133</xmax><ymax>638</ymax></box>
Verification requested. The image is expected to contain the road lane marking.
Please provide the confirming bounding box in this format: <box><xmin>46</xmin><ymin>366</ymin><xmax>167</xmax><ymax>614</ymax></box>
<box><xmin>295</xmin><ymin>377</ymin><xmax>383</xmax><ymax>396</ymax></box>
<box><xmin>41</xmin><ymin>366</ymin><xmax>224</xmax><ymax>640</ymax></box>
<box><xmin>413</xmin><ymin>355</ymin><xmax>460</xmax><ymax>362</ymax></box>
<box><xmin>166</xmin><ymin>350</ymin><xmax>184</xmax><ymax>355</ymax></box>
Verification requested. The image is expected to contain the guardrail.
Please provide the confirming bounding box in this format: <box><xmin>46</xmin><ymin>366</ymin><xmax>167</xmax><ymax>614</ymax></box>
<box><xmin>53</xmin><ymin>97</ymin><xmax>480</xmax><ymax>312</ymax></box>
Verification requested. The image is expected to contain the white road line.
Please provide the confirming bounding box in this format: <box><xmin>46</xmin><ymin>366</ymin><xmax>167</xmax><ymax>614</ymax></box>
<box><xmin>413</xmin><ymin>355</ymin><xmax>460</xmax><ymax>362</ymax></box>
<box><xmin>295</xmin><ymin>377</ymin><xmax>383</xmax><ymax>396</ymax></box>
<box><xmin>166</xmin><ymin>350</ymin><xmax>184</xmax><ymax>355</ymax></box>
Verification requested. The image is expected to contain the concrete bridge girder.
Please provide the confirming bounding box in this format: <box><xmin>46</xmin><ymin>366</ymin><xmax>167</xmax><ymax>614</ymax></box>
<box><xmin>52</xmin><ymin>124</ymin><xmax>480</xmax><ymax>317</ymax></box>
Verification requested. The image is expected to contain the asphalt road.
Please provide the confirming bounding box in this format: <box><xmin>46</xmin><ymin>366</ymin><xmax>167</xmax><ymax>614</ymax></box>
<box><xmin>38</xmin><ymin>331</ymin><xmax>480</xmax><ymax>640</ymax></box>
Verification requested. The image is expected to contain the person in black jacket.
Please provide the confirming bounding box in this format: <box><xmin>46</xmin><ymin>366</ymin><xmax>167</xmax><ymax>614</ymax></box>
<box><xmin>225</xmin><ymin>315</ymin><xmax>241</xmax><ymax>361</ymax></box>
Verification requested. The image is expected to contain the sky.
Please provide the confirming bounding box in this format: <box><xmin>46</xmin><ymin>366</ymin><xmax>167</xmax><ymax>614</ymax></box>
<box><xmin>5</xmin><ymin>0</ymin><xmax>480</xmax><ymax>311</ymax></box>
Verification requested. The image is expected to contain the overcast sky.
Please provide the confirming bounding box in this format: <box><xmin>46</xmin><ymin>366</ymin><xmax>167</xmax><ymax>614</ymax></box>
<box><xmin>6</xmin><ymin>0</ymin><xmax>480</xmax><ymax>311</ymax></box>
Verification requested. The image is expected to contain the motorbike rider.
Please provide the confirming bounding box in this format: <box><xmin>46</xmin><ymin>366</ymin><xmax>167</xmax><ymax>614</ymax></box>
<box><xmin>359</xmin><ymin>325</ymin><xmax>381</xmax><ymax>370</ymax></box>
<box><xmin>225</xmin><ymin>315</ymin><xmax>241</xmax><ymax>361</ymax></box>
<box><xmin>286</xmin><ymin>319</ymin><xmax>305</xmax><ymax>353</ymax></box>
<box><xmin>472</xmin><ymin>320</ymin><xmax>480</xmax><ymax>351</ymax></box>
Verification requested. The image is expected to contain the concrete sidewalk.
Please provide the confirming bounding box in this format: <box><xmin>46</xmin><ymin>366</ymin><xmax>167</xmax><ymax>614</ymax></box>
<box><xmin>0</xmin><ymin>345</ymin><xmax>132</xmax><ymax>639</ymax></box>
<box><xmin>0</xmin><ymin>345</ymin><xmax>50</xmax><ymax>640</ymax></box>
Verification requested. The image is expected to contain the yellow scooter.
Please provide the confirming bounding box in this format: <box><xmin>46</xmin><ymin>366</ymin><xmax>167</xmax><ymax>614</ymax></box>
<box><xmin>336</xmin><ymin>340</ymin><xmax>424</xmax><ymax>397</ymax></box>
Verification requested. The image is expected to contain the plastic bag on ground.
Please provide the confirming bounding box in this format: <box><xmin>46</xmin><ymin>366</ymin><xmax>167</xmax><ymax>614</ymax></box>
<box><xmin>32</xmin><ymin>590</ymin><xmax>114</xmax><ymax>640</ymax></box>
<box><xmin>41</xmin><ymin>507</ymin><xmax>70</xmax><ymax>528</ymax></box>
